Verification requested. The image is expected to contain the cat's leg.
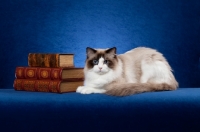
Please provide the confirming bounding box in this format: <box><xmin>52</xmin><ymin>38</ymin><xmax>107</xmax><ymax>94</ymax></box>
<box><xmin>76</xmin><ymin>86</ymin><xmax>106</xmax><ymax>94</ymax></box>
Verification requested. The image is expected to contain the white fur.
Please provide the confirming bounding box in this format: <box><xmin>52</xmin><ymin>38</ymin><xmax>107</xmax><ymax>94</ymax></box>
<box><xmin>76</xmin><ymin>86</ymin><xmax>106</xmax><ymax>94</ymax></box>
<box><xmin>92</xmin><ymin>57</ymin><xmax>109</xmax><ymax>74</ymax></box>
<box><xmin>76</xmin><ymin>47</ymin><xmax>177</xmax><ymax>95</ymax></box>
<box><xmin>123</xmin><ymin>55</ymin><xmax>137</xmax><ymax>83</ymax></box>
<box><xmin>76</xmin><ymin>58</ymin><xmax>123</xmax><ymax>94</ymax></box>
<box><xmin>140</xmin><ymin>60</ymin><xmax>172</xmax><ymax>84</ymax></box>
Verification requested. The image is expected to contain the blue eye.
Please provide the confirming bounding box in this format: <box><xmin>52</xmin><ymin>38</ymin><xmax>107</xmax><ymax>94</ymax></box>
<box><xmin>104</xmin><ymin>60</ymin><xmax>108</xmax><ymax>64</ymax></box>
<box><xmin>93</xmin><ymin>60</ymin><xmax>98</xmax><ymax>65</ymax></box>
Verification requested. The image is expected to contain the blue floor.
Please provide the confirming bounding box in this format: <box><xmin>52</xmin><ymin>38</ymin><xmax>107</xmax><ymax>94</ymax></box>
<box><xmin>1</xmin><ymin>88</ymin><xmax>200</xmax><ymax>131</ymax></box>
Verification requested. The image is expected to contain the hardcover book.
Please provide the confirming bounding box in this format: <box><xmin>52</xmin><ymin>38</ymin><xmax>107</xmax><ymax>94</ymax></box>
<box><xmin>13</xmin><ymin>79</ymin><xmax>83</xmax><ymax>93</ymax></box>
<box><xmin>28</xmin><ymin>53</ymin><xmax>74</xmax><ymax>68</ymax></box>
<box><xmin>15</xmin><ymin>67</ymin><xmax>84</xmax><ymax>81</ymax></box>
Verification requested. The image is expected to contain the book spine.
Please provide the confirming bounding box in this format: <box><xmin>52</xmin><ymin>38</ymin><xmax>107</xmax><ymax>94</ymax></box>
<box><xmin>51</xmin><ymin>68</ymin><xmax>63</xmax><ymax>80</ymax></box>
<box><xmin>49</xmin><ymin>81</ymin><xmax>61</xmax><ymax>93</ymax></box>
<box><xmin>34</xmin><ymin>80</ymin><xmax>51</xmax><ymax>92</ymax></box>
<box><xmin>16</xmin><ymin>67</ymin><xmax>39</xmax><ymax>79</ymax></box>
<box><xmin>14</xmin><ymin>79</ymin><xmax>36</xmax><ymax>91</ymax></box>
<box><xmin>24</xmin><ymin>67</ymin><xmax>39</xmax><ymax>79</ymax></box>
<box><xmin>22</xmin><ymin>79</ymin><xmax>37</xmax><ymax>91</ymax></box>
<box><xmin>37</xmin><ymin>68</ymin><xmax>53</xmax><ymax>80</ymax></box>
<box><xmin>28</xmin><ymin>53</ymin><xmax>59</xmax><ymax>67</ymax></box>
<box><xmin>14</xmin><ymin>79</ymin><xmax>60</xmax><ymax>93</ymax></box>
<box><xmin>14</xmin><ymin>79</ymin><xmax>24</xmax><ymax>91</ymax></box>
<box><xmin>15</xmin><ymin>67</ymin><xmax>60</xmax><ymax>80</ymax></box>
<box><xmin>15</xmin><ymin>67</ymin><xmax>25</xmax><ymax>79</ymax></box>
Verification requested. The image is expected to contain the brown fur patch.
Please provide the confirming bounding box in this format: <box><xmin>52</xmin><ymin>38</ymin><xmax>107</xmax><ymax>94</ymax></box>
<box><xmin>84</xmin><ymin>47</ymin><xmax>178</xmax><ymax>96</ymax></box>
<box><xmin>86</xmin><ymin>47</ymin><xmax>118</xmax><ymax>70</ymax></box>
<box><xmin>106</xmin><ymin>82</ymin><xmax>178</xmax><ymax>96</ymax></box>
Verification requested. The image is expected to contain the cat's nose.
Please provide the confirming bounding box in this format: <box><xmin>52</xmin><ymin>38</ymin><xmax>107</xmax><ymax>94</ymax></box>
<box><xmin>99</xmin><ymin>67</ymin><xmax>102</xmax><ymax>70</ymax></box>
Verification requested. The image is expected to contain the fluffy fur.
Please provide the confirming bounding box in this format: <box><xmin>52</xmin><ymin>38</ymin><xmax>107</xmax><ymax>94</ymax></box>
<box><xmin>76</xmin><ymin>47</ymin><xmax>178</xmax><ymax>96</ymax></box>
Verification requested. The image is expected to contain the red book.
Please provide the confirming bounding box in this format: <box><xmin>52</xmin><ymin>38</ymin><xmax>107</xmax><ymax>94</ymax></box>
<box><xmin>13</xmin><ymin>79</ymin><xmax>83</xmax><ymax>93</ymax></box>
<box><xmin>15</xmin><ymin>67</ymin><xmax>84</xmax><ymax>81</ymax></box>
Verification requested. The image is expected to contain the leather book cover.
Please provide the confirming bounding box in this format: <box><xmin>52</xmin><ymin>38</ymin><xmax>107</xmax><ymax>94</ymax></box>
<box><xmin>37</xmin><ymin>68</ymin><xmax>52</xmax><ymax>79</ymax></box>
<box><xmin>15</xmin><ymin>67</ymin><xmax>51</xmax><ymax>80</ymax></box>
<box><xmin>15</xmin><ymin>67</ymin><xmax>84</xmax><ymax>81</ymax></box>
<box><xmin>15</xmin><ymin>67</ymin><xmax>25</xmax><ymax>79</ymax></box>
<box><xmin>13</xmin><ymin>79</ymin><xmax>24</xmax><ymax>91</ymax></box>
<box><xmin>14</xmin><ymin>79</ymin><xmax>36</xmax><ymax>91</ymax></box>
<box><xmin>35</xmin><ymin>80</ymin><xmax>51</xmax><ymax>92</ymax></box>
<box><xmin>22</xmin><ymin>79</ymin><xmax>36</xmax><ymax>91</ymax></box>
<box><xmin>28</xmin><ymin>53</ymin><xmax>74</xmax><ymax>68</ymax></box>
<box><xmin>13</xmin><ymin>79</ymin><xmax>83</xmax><ymax>93</ymax></box>
<box><xmin>49</xmin><ymin>81</ymin><xmax>60</xmax><ymax>92</ymax></box>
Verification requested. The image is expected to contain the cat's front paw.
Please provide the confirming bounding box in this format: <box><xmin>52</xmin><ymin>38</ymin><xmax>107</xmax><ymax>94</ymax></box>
<box><xmin>76</xmin><ymin>86</ymin><xmax>84</xmax><ymax>93</ymax></box>
<box><xmin>76</xmin><ymin>86</ymin><xmax>106</xmax><ymax>94</ymax></box>
<box><xmin>76</xmin><ymin>86</ymin><xmax>93</xmax><ymax>94</ymax></box>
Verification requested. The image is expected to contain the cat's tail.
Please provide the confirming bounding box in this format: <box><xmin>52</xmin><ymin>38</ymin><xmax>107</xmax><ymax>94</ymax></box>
<box><xmin>105</xmin><ymin>82</ymin><xmax>178</xmax><ymax>96</ymax></box>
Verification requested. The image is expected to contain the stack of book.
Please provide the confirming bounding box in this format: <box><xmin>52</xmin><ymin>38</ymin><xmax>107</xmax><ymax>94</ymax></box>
<box><xmin>13</xmin><ymin>53</ymin><xmax>84</xmax><ymax>93</ymax></box>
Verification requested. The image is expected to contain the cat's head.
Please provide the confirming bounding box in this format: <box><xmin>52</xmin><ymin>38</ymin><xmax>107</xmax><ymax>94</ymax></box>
<box><xmin>85</xmin><ymin>47</ymin><xmax>118</xmax><ymax>75</ymax></box>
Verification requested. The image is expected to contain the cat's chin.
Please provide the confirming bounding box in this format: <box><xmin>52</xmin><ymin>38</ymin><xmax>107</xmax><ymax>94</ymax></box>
<box><xmin>95</xmin><ymin>71</ymin><xmax>108</xmax><ymax>75</ymax></box>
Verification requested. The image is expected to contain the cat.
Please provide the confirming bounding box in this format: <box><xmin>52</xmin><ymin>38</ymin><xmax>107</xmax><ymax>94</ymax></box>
<box><xmin>76</xmin><ymin>47</ymin><xmax>178</xmax><ymax>96</ymax></box>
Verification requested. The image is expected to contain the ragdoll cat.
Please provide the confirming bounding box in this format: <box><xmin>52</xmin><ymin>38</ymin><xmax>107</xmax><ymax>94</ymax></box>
<box><xmin>76</xmin><ymin>47</ymin><xmax>178</xmax><ymax>96</ymax></box>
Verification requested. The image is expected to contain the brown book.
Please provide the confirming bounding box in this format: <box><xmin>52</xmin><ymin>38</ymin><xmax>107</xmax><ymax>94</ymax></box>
<box><xmin>13</xmin><ymin>79</ymin><xmax>83</xmax><ymax>93</ymax></box>
<box><xmin>15</xmin><ymin>67</ymin><xmax>84</xmax><ymax>81</ymax></box>
<box><xmin>28</xmin><ymin>53</ymin><xmax>74</xmax><ymax>67</ymax></box>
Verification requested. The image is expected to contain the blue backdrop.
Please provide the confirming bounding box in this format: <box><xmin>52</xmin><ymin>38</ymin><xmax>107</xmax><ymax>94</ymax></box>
<box><xmin>0</xmin><ymin>0</ymin><xmax>199</xmax><ymax>88</ymax></box>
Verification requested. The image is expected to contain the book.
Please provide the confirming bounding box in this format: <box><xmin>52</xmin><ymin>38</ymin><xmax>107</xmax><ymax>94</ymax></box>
<box><xmin>15</xmin><ymin>67</ymin><xmax>84</xmax><ymax>81</ymax></box>
<box><xmin>28</xmin><ymin>53</ymin><xmax>74</xmax><ymax>68</ymax></box>
<box><xmin>13</xmin><ymin>79</ymin><xmax>83</xmax><ymax>93</ymax></box>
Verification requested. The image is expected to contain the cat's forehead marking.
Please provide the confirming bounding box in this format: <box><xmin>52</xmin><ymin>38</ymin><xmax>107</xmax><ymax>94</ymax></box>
<box><xmin>98</xmin><ymin>57</ymin><xmax>105</xmax><ymax>66</ymax></box>
<box><xmin>95</xmin><ymin>52</ymin><xmax>105</xmax><ymax>59</ymax></box>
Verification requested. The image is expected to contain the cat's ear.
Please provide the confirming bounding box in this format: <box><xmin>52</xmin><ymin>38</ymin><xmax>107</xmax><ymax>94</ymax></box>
<box><xmin>86</xmin><ymin>47</ymin><xmax>96</xmax><ymax>58</ymax></box>
<box><xmin>106</xmin><ymin>47</ymin><xmax>117</xmax><ymax>56</ymax></box>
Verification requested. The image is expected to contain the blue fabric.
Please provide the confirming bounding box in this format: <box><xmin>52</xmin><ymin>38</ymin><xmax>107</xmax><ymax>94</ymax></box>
<box><xmin>0</xmin><ymin>0</ymin><xmax>200</xmax><ymax>88</ymax></box>
<box><xmin>0</xmin><ymin>1</ymin><xmax>200</xmax><ymax>131</ymax></box>
<box><xmin>1</xmin><ymin>88</ymin><xmax>200</xmax><ymax>132</ymax></box>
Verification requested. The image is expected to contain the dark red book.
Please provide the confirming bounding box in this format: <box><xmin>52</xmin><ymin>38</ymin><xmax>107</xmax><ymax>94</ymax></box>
<box><xmin>15</xmin><ymin>67</ymin><xmax>84</xmax><ymax>81</ymax></box>
<box><xmin>13</xmin><ymin>79</ymin><xmax>83</xmax><ymax>93</ymax></box>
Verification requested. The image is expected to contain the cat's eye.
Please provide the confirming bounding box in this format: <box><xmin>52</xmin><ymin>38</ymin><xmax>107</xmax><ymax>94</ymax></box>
<box><xmin>104</xmin><ymin>60</ymin><xmax>108</xmax><ymax>64</ymax></box>
<box><xmin>93</xmin><ymin>60</ymin><xmax>98</xmax><ymax>65</ymax></box>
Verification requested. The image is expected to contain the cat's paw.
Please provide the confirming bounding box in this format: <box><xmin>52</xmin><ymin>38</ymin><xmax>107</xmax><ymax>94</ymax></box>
<box><xmin>76</xmin><ymin>86</ymin><xmax>84</xmax><ymax>93</ymax></box>
<box><xmin>76</xmin><ymin>86</ymin><xmax>106</xmax><ymax>94</ymax></box>
<box><xmin>76</xmin><ymin>86</ymin><xmax>94</xmax><ymax>94</ymax></box>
